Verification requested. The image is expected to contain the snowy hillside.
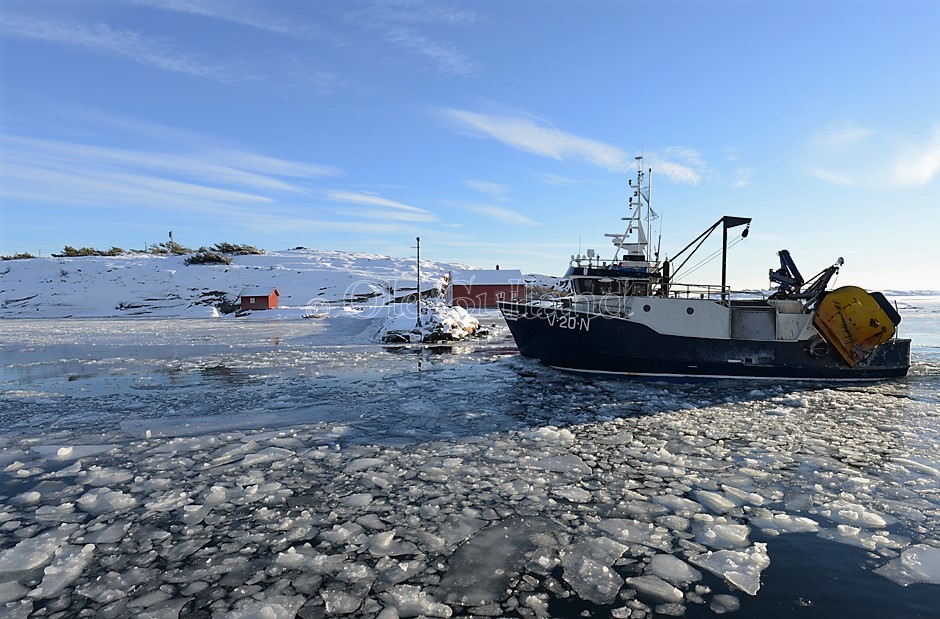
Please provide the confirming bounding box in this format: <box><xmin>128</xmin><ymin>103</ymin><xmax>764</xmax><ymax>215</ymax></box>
<box><xmin>0</xmin><ymin>250</ymin><xmax>555</xmax><ymax>319</ymax></box>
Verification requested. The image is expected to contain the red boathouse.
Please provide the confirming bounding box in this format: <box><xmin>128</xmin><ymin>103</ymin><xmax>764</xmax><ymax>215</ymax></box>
<box><xmin>240</xmin><ymin>288</ymin><xmax>280</xmax><ymax>311</ymax></box>
<box><xmin>447</xmin><ymin>269</ymin><xmax>524</xmax><ymax>309</ymax></box>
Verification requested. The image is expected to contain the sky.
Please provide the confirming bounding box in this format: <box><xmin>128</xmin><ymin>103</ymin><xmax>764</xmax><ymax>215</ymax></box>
<box><xmin>1</xmin><ymin>0</ymin><xmax>938</xmax><ymax>290</ymax></box>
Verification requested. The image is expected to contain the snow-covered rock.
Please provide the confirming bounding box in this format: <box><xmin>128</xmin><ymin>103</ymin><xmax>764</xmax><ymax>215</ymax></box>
<box><xmin>378</xmin><ymin>301</ymin><xmax>481</xmax><ymax>343</ymax></box>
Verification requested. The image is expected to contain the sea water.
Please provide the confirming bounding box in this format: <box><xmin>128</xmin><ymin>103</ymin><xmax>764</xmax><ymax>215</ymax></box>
<box><xmin>0</xmin><ymin>297</ymin><xmax>937</xmax><ymax>618</ymax></box>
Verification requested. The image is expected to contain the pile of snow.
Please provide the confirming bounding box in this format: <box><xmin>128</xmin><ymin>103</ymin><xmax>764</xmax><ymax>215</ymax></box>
<box><xmin>377</xmin><ymin>301</ymin><xmax>481</xmax><ymax>343</ymax></box>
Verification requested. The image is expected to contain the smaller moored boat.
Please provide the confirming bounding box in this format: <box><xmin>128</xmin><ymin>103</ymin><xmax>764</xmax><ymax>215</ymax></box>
<box><xmin>499</xmin><ymin>158</ymin><xmax>910</xmax><ymax>380</ymax></box>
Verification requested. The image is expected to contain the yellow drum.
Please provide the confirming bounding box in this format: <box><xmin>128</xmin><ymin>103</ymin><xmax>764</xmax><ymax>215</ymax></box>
<box><xmin>813</xmin><ymin>286</ymin><xmax>900</xmax><ymax>367</ymax></box>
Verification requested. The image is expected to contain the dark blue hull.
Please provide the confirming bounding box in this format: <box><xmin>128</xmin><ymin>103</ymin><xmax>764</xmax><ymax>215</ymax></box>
<box><xmin>499</xmin><ymin>302</ymin><xmax>911</xmax><ymax>380</ymax></box>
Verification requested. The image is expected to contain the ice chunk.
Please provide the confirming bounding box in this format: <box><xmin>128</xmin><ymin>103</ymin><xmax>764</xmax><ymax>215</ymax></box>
<box><xmin>275</xmin><ymin>544</ymin><xmax>345</xmax><ymax>574</ymax></box>
<box><xmin>693</xmin><ymin>490</ymin><xmax>738</xmax><ymax>514</ymax></box>
<box><xmin>625</xmin><ymin>574</ymin><xmax>683</xmax><ymax>604</ymax></box>
<box><xmin>817</xmin><ymin>499</ymin><xmax>889</xmax><ymax>528</ymax></box>
<box><xmin>368</xmin><ymin>531</ymin><xmax>417</xmax><ymax>557</ymax></box>
<box><xmin>439</xmin><ymin>518</ymin><xmax>550</xmax><ymax>606</ymax></box>
<box><xmin>379</xmin><ymin>584</ymin><xmax>452</xmax><ymax>618</ymax></box>
<box><xmin>0</xmin><ymin>580</ymin><xmax>28</xmax><ymax>604</ymax></box>
<box><xmin>127</xmin><ymin>588</ymin><xmax>172</xmax><ymax>610</ymax></box>
<box><xmin>74</xmin><ymin>570</ymin><xmax>133</xmax><ymax>603</ymax></box>
<box><xmin>560</xmin><ymin>537</ymin><xmax>628</xmax><ymax>605</ymax></box>
<box><xmin>203</xmin><ymin>485</ymin><xmax>229</xmax><ymax>505</ymax></box>
<box><xmin>0</xmin><ymin>525</ymin><xmax>73</xmax><ymax>573</ymax></box>
<box><xmin>651</xmin><ymin>494</ymin><xmax>703</xmax><ymax>515</ymax></box>
<box><xmin>228</xmin><ymin>594</ymin><xmax>306</xmax><ymax>618</ymax></box>
<box><xmin>649</xmin><ymin>554</ymin><xmax>702</xmax><ymax>585</ymax></box>
<box><xmin>34</xmin><ymin>503</ymin><xmax>84</xmax><ymax>525</ymax></box>
<box><xmin>747</xmin><ymin>510</ymin><xmax>819</xmax><ymax>535</ymax></box>
<box><xmin>720</xmin><ymin>484</ymin><xmax>766</xmax><ymax>507</ymax></box>
<box><xmin>79</xmin><ymin>521</ymin><xmax>129</xmax><ymax>544</ymax></box>
<box><xmin>80</xmin><ymin>465</ymin><xmax>133</xmax><ymax>486</ymax></box>
<box><xmin>692</xmin><ymin>518</ymin><xmax>750</xmax><ymax>550</ymax></box>
<box><xmin>597</xmin><ymin>518</ymin><xmax>673</xmax><ymax>551</ymax></box>
<box><xmin>375</xmin><ymin>558</ymin><xmax>425</xmax><ymax>589</ymax></box>
<box><xmin>13</xmin><ymin>490</ymin><xmax>41</xmax><ymax>505</ymax></box>
<box><xmin>345</xmin><ymin>493</ymin><xmax>374</xmax><ymax>507</ymax></box>
<box><xmin>32</xmin><ymin>444</ymin><xmax>116</xmax><ymax>460</ymax></box>
<box><xmin>207</xmin><ymin>440</ymin><xmax>259</xmax><ymax>466</ymax></box>
<box><xmin>523</xmin><ymin>426</ymin><xmax>575</xmax><ymax>443</ymax></box>
<box><xmin>438</xmin><ymin>514</ymin><xmax>487</xmax><ymax>546</ymax></box>
<box><xmin>321</xmin><ymin>522</ymin><xmax>366</xmax><ymax>545</ymax></box>
<box><xmin>655</xmin><ymin>602</ymin><xmax>686</xmax><ymax>616</ymax></box>
<box><xmin>553</xmin><ymin>486</ymin><xmax>593</xmax><ymax>503</ymax></box>
<box><xmin>241</xmin><ymin>446</ymin><xmax>294</xmax><ymax>467</ymax></box>
<box><xmin>523</xmin><ymin>593</ymin><xmax>551</xmax><ymax>617</ymax></box>
<box><xmin>890</xmin><ymin>457</ymin><xmax>940</xmax><ymax>477</ymax></box>
<box><xmin>709</xmin><ymin>593</ymin><xmax>741</xmax><ymax>614</ymax></box>
<box><xmin>530</xmin><ymin>454</ymin><xmax>591</xmax><ymax>476</ymax></box>
<box><xmin>345</xmin><ymin>458</ymin><xmax>386</xmax><ymax>473</ymax></box>
<box><xmin>818</xmin><ymin>525</ymin><xmax>910</xmax><ymax>551</ymax></box>
<box><xmin>28</xmin><ymin>544</ymin><xmax>95</xmax><ymax>599</ymax></box>
<box><xmin>689</xmin><ymin>543</ymin><xmax>770</xmax><ymax>596</ymax></box>
<box><xmin>181</xmin><ymin>504</ymin><xmax>212</xmax><ymax>525</ymax></box>
<box><xmin>143</xmin><ymin>489</ymin><xmax>191</xmax><ymax>513</ymax></box>
<box><xmin>875</xmin><ymin>544</ymin><xmax>940</xmax><ymax>585</ymax></box>
<box><xmin>322</xmin><ymin>588</ymin><xmax>366</xmax><ymax>614</ymax></box>
<box><xmin>77</xmin><ymin>488</ymin><xmax>137</xmax><ymax>515</ymax></box>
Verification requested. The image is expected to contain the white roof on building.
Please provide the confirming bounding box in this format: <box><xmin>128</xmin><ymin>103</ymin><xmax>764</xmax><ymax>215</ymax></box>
<box><xmin>449</xmin><ymin>269</ymin><xmax>523</xmax><ymax>285</ymax></box>
<box><xmin>239</xmin><ymin>287</ymin><xmax>279</xmax><ymax>297</ymax></box>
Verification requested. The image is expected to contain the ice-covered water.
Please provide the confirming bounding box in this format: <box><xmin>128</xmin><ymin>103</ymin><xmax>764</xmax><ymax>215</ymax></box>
<box><xmin>1</xmin><ymin>298</ymin><xmax>939</xmax><ymax>618</ymax></box>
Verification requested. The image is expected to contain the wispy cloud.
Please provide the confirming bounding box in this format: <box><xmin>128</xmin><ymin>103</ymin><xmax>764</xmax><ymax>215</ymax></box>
<box><xmin>537</xmin><ymin>173</ymin><xmax>584</xmax><ymax>186</ymax></box>
<box><xmin>344</xmin><ymin>1</ymin><xmax>479</xmax><ymax>76</ymax></box>
<box><xmin>0</xmin><ymin>12</ymin><xmax>228</xmax><ymax>79</ymax></box>
<box><xmin>0</xmin><ymin>133</ymin><xmax>343</xmax><ymax>212</ymax></box>
<box><xmin>207</xmin><ymin>150</ymin><xmax>343</xmax><ymax>181</ymax></box>
<box><xmin>462</xmin><ymin>204</ymin><xmax>539</xmax><ymax>227</ymax></box>
<box><xmin>463</xmin><ymin>179</ymin><xmax>510</xmax><ymax>200</ymax></box>
<box><xmin>650</xmin><ymin>147</ymin><xmax>712</xmax><ymax>184</ymax></box>
<box><xmin>808</xmin><ymin>122</ymin><xmax>940</xmax><ymax>188</ymax></box>
<box><xmin>381</xmin><ymin>27</ymin><xmax>477</xmax><ymax>76</ymax></box>
<box><xmin>356</xmin><ymin>0</ymin><xmax>481</xmax><ymax>26</ymax></box>
<box><xmin>442</xmin><ymin>109</ymin><xmax>629</xmax><ymax>171</ymax></box>
<box><xmin>325</xmin><ymin>190</ymin><xmax>437</xmax><ymax>222</ymax></box>
<box><xmin>442</xmin><ymin>109</ymin><xmax>706</xmax><ymax>184</ymax></box>
<box><xmin>893</xmin><ymin>125</ymin><xmax>940</xmax><ymax>187</ymax></box>
<box><xmin>731</xmin><ymin>168</ymin><xmax>752</xmax><ymax>189</ymax></box>
<box><xmin>126</xmin><ymin>0</ymin><xmax>316</xmax><ymax>38</ymax></box>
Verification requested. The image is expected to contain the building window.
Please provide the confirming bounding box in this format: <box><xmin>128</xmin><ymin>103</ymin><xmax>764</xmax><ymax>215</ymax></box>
<box><xmin>249</xmin><ymin>297</ymin><xmax>256</xmax><ymax>304</ymax></box>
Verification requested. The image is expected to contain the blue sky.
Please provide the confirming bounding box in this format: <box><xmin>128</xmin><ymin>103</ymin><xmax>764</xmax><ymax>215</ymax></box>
<box><xmin>1</xmin><ymin>0</ymin><xmax>938</xmax><ymax>290</ymax></box>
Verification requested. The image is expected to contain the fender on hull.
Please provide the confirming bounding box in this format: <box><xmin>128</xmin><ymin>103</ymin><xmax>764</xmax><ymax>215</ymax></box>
<box><xmin>813</xmin><ymin>286</ymin><xmax>901</xmax><ymax>368</ymax></box>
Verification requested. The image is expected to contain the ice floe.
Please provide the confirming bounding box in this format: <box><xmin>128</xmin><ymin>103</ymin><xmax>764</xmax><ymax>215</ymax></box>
<box><xmin>0</xmin><ymin>309</ymin><xmax>938</xmax><ymax>617</ymax></box>
<box><xmin>689</xmin><ymin>544</ymin><xmax>771</xmax><ymax>596</ymax></box>
<box><xmin>875</xmin><ymin>544</ymin><xmax>940</xmax><ymax>586</ymax></box>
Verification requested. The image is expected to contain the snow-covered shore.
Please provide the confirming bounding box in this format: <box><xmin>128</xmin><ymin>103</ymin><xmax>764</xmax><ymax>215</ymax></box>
<box><xmin>0</xmin><ymin>250</ymin><xmax>505</xmax><ymax>320</ymax></box>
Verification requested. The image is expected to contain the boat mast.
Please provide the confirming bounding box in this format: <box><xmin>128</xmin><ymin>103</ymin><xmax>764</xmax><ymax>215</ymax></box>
<box><xmin>646</xmin><ymin>165</ymin><xmax>652</xmax><ymax>262</ymax></box>
<box><xmin>415</xmin><ymin>236</ymin><xmax>421</xmax><ymax>328</ymax></box>
<box><xmin>634</xmin><ymin>156</ymin><xmax>647</xmax><ymax>262</ymax></box>
<box><xmin>612</xmin><ymin>156</ymin><xmax>649</xmax><ymax>261</ymax></box>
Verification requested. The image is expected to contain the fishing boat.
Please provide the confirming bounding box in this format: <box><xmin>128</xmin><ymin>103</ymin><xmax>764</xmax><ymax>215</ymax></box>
<box><xmin>498</xmin><ymin>157</ymin><xmax>910</xmax><ymax>380</ymax></box>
